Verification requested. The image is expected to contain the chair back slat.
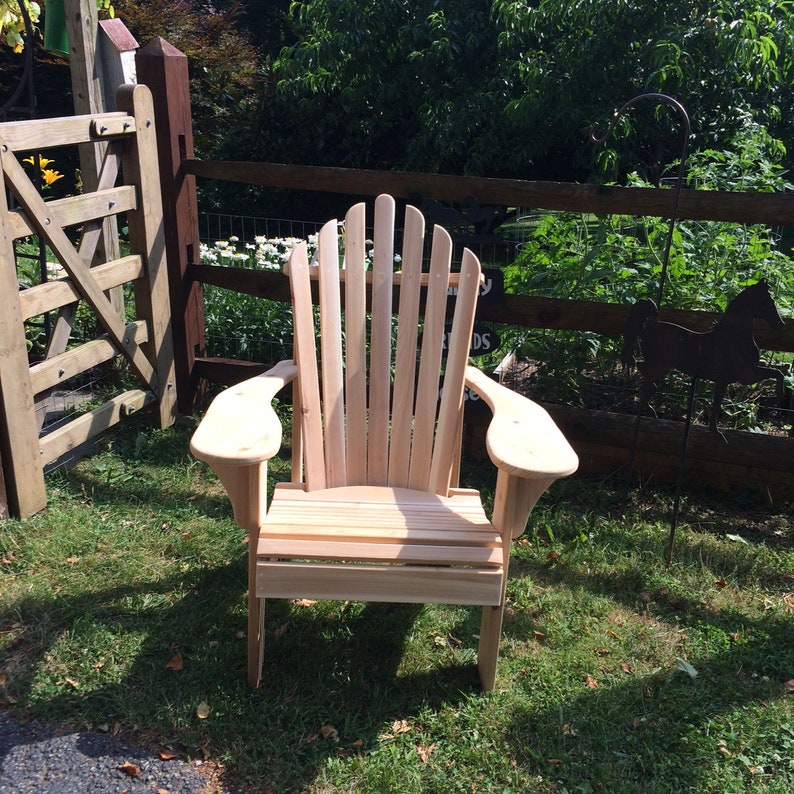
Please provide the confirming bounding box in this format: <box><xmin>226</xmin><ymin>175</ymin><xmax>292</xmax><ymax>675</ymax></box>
<box><xmin>318</xmin><ymin>220</ymin><xmax>346</xmax><ymax>487</ymax></box>
<box><xmin>287</xmin><ymin>195</ymin><xmax>480</xmax><ymax>496</ymax></box>
<box><xmin>429</xmin><ymin>249</ymin><xmax>481</xmax><ymax>494</ymax></box>
<box><xmin>387</xmin><ymin>204</ymin><xmax>425</xmax><ymax>487</ymax></box>
<box><xmin>289</xmin><ymin>241</ymin><xmax>326</xmax><ymax>490</ymax></box>
<box><xmin>408</xmin><ymin>224</ymin><xmax>452</xmax><ymax>491</ymax></box>
<box><xmin>367</xmin><ymin>195</ymin><xmax>395</xmax><ymax>486</ymax></box>
<box><xmin>343</xmin><ymin>203</ymin><xmax>369</xmax><ymax>484</ymax></box>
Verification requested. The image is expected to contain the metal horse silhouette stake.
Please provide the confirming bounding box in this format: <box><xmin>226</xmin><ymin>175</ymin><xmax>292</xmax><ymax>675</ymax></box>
<box><xmin>621</xmin><ymin>279</ymin><xmax>787</xmax><ymax>431</ymax></box>
<box><xmin>591</xmin><ymin>93</ymin><xmax>789</xmax><ymax>566</ymax></box>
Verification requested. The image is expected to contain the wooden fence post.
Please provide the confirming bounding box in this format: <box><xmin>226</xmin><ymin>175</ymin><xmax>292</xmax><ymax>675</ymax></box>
<box><xmin>135</xmin><ymin>38</ymin><xmax>205</xmax><ymax>413</ymax></box>
<box><xmin>0</xmin><ymin>162</ymin><xmax>47</xmax><ymax>517</ymax></box>
<box><xmin>63</xmin><ymin>0</ymin><xmax>122</xmax><ymax>274</ymax></box>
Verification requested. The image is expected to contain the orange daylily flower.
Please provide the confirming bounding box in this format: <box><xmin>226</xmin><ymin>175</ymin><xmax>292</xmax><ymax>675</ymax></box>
<box><xmin>23</xmin><ymin>155</ymin><xmax>55</xmax><ymax>170</ymax></box>
<box><xmin>42</xmin><ymin>169</ymin><xmax>64</xmax><ymax>186</ymax></box>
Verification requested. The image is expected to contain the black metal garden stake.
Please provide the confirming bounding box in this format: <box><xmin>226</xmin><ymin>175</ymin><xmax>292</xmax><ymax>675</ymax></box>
<box><xmin>589</xmin><ymin>93</ymin><xmax>693</xmax><ymax>565</ymax></box>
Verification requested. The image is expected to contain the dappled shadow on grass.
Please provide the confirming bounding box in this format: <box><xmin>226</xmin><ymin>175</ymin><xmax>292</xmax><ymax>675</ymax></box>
<box><xmin>506</xmin><ymin>651</ymin><xmax>793</xmax><ymax>791</ymax></box>
<box><xmin>2</xmin><ymin>426</ymin><xmax>484</xmax><ymax>792</ymax></box>
<box><xmin>1</xmin><ymin>558</ymin><xmax>481</xmax><ymax>793</ymax></box>
<box><xmin>501</xmin><ymin>532</ymin><xmax>794</xmax><ymax>791</ymax></box>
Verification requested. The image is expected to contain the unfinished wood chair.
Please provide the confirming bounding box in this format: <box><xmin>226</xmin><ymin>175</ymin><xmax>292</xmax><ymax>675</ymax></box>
<box><xmin>190</xmin><ymin>194</ymin><xmax>578</xmax><ymax>690</ymax></box>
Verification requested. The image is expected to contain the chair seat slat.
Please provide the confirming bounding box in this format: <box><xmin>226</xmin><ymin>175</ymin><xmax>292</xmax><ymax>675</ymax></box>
<box><xmin>261</xmin><ymin>525</ymin><xmax>501</xmax><ymax>546</ymax></box>
<box><xmin>258</xmin><ymin>538</ymin><xmax>502</xmax><ymax>567</ymax></box>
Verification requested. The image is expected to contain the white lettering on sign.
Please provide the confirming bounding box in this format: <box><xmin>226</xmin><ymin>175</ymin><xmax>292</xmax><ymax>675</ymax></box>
<box><xmin>441</xmin><ymin>328</ymin><xmax>499</xmax><ymax>356</ymax></box>
<box><xmin>447</xmin><ymin>277</ymin><xmax>493</xmax><ymax>298</ymax></box>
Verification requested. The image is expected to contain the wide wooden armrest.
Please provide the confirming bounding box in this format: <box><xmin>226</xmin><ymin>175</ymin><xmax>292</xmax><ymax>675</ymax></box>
<box><xmin>190</xmin><ymin>359</ymin><xmax>297</xmax><ymax>467</ymax></box>
<box><xmin>465</xmin><ymin>366</ymin><xmax>579</xmax><ymax>480</ymax></box>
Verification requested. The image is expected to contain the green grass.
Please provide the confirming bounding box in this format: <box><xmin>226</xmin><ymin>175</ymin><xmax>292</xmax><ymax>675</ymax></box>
<box><xmin>1</xmin><ymin>421</ymin><xmax>793</xmax><ymax>793</ymax></box>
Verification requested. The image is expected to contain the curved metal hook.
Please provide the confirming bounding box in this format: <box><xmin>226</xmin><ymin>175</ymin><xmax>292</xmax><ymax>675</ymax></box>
<box><xmin>589</xmin><ymin>92</ymin><xmax>690</xmax><ymax>150</ymax></box>
<box><xmin>590</xmin><ymin>92</ymin><xmax>691</xmax><ymax>307</ymax></box>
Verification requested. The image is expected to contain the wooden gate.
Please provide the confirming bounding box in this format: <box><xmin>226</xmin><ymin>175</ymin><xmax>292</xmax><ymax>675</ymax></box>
<box><xmin>0</xmin><ymin>84</ymin><xmax>177</xmax><ymax>518</ymax></box>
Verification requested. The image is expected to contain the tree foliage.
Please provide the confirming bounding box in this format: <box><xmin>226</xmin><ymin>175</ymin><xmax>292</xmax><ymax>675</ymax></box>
<box><xmin>241</xmin><ymin>0</ymin><xmax>794</xmax><ymax>186</ymax></box>
<box><xmin>116</xmin><ymin>0</ymin><xmax>262</xmax><ymax>154</ymax></box>
<box><xmin>0</xmin><ymin>0</ymin><xmax>40</xmax><ymax>52</ymax></box>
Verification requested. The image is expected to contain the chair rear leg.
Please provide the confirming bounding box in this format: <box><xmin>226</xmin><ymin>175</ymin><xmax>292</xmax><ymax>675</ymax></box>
<box><xmin>477</xmin><ymin>604</ymin><xmax>504</xmax><ymax>691</ymax></box>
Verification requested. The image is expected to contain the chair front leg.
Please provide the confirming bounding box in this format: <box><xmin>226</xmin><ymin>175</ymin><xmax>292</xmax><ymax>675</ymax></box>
<box><xmin>478</xmin><ymin>470</ymin><xmax>556</xmax><ymax>691</ymax></box>
<box><xmin>247</xmin><ymin>524</ymin><xmax>265</xmax><ymax>687</ymax></box>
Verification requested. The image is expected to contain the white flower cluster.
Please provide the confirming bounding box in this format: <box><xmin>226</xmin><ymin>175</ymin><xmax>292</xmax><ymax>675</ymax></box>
<box><xmin>200</xmin><ymin>234</ymin><xmax>318</xmax><ymax>270</ymax></box>
<box><xmin>200</xmin><ymin>230</ymin><xmax>404</xmax><ymax>271</ymax></box>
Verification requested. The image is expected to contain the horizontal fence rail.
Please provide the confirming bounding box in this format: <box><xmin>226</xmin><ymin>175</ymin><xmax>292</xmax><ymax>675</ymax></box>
<box><xmin>182</xmin><ymin>159</ymin><xmax>794</xmax><ymax>225</ymax></box>
<box><xmin>188</xmin><ymin>263</ymin><xmax>794</xmax><ymax>354</ymax></box>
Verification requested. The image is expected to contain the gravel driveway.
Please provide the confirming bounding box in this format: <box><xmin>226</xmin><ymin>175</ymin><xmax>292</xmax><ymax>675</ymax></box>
<box><xmin>0</xmin><ymin>711</ymin><xmax>241</xmax><ymax>794</ymax></box>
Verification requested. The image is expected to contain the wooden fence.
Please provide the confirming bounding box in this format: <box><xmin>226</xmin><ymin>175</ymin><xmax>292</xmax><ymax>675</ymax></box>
<box><xmin>2</xmin><ymin>38</ymin><xmax>793</xmax><ymax>516</ymax></box>
<box><xmin>145</xmin><ymin>42</ymin><xmax>792</xmax><ymax>498</ymax></box>
<box><xmin>0</xmin><ymin>84</ymin><xmax>177</xmax><ymax>518</ymax></box>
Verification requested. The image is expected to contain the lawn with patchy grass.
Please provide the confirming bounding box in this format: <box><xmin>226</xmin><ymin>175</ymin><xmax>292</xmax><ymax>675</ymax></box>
<box><xmin>1</xmin><ymin>421</ymin><xmax>793</xmax><ymax>793</ymax></box>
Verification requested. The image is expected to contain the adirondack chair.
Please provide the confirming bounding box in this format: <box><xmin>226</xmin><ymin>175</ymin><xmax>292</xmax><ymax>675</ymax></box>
<box><xmin>190</xmin><ymin>194</ymin><xmax>578</xmax><ymax>690</ymax></box>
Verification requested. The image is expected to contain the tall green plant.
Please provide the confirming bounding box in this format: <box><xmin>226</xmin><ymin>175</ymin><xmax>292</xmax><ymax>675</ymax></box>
<box><xmin>503</xmin><ymin>124</ymin><xmax>793</xmax><ymax>424</ymax></box>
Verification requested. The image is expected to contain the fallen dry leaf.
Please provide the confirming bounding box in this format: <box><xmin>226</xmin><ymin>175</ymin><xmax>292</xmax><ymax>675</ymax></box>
<box><xmin>417</xmin><ymin>743</ymin><xmax>435</xmax><ymax>763</ymax></box>
<box><xmin>532</xmin><ymin>630</ymin><xmax>546</xmax><ymax>642</ymax></box>
<box><xmin>620</xmin><ymin>662</ymin><xmax>634</xmax><ymax>675</ymax></box>
<box><xmin>196</xmin><ymin>701</ymin><xmax>210</xmax><ymax>719</ymax></box>
<box><xmin>584</xmin><ymin>674</ymin><xmax>599</xmax><ymax>689</ymax></box>
<box><xmin>0</xmin><ymin>673</ymin><xmax>7</xmax><ymax>687</ymax></box>
<box><xmin>166</xmin><ymin>653</ymin><xmax>184</xmax><ymax>672</ymax></box>
<box><xmin>320</xmin><ymin>724</ymin><xmax>339</xmax><ymax>741</ymax></box>
<box><xmin>159</xmin><ymin>750</ymin><xmax>178</xmax><ymax>761</ymax></box>
<box><xmin>66</xmin><ymin>556</ymin><xmax>80</xmax><ymax>564</ymax></box>
<box><xmin>595</xmin><ymin>647</ymin><xmax>610</xmax><ymax>656</ymax></box>
<box><xmin>292</xmin><ymin>598</ymin><xmax>316</xmax><ymax>608</ymax></box>
<box><xmin>157</xmin><ymin>789</ymin><xmax>172</xmax><ymax>794</ymax></box>
<box><xmin>120</xmin><ymin>761</ymin><xmax>140</xmax><ymax>777</ymax></box>
<box><xmin>391</xmin><ymin>719</ymin><xmax>412</xmax><ymax>735</ymax></box>
<box><xmin>714</xmin><ymin>578</ymin><xmax>727</xmax><ymax>588</ymax></box>
<box><xmin>785</xmin><ymin>679</ymin><xmax>794</xmax><ymax>693</ymax></box>
<box><xmin>606</xmin><ymin>629</ymin><xmax>619</xmax><ymax>639</ymax></box>
<box><xmin>562</xmin><ymin>723</ymin><xmax>579</xmax><ymax>737</ymax></box>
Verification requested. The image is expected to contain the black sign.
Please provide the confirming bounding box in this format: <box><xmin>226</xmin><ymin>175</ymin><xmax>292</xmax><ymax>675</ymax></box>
<box><xmin>446</xmin><ymin>268</ymin><xmax>504</xmax><ymax>306</ymax></box>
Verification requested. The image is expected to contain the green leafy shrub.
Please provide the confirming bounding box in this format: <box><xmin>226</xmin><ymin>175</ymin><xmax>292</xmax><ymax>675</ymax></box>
<box><xmin>502</xmin><ymin>122</ymin><xmax>793</xmax><ymax>428</ymax></box>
